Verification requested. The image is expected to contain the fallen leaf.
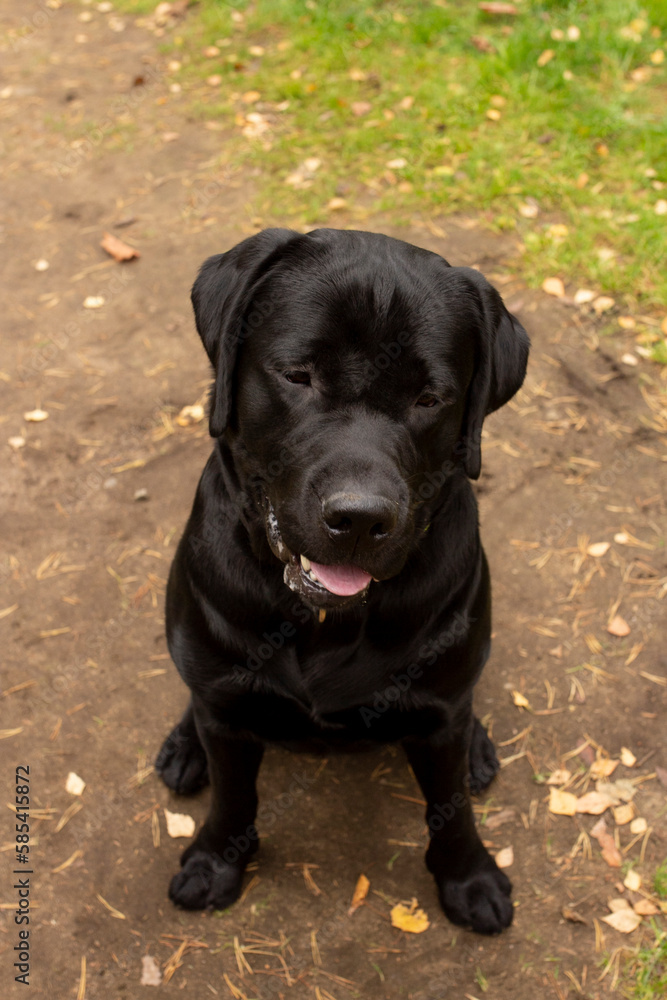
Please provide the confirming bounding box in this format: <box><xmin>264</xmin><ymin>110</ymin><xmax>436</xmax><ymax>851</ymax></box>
<box><xmin>593</xmin><ymin>296</ymin><xmax>615</xmax><ymax>314</ymax></box>
<box><xmin>176</xmin><ymin>404</ymin><xmax>205</xmax><ymax>427</ymax></box>
<box><xmin>24</xmin><ymin>408</ymin><xmax>49</xmax><ymax>422</ymax></box>
<box><xmin>390</xmin><ymin>898</ymin><xmax>430</xmax><ymax>934</ymax></box>
<box><xmin>163</xmin><ymin>809</ymin><xmax>195</xmax><ymax>838</ymax></box>
<box><xmin>574</xmin><ymin>288</ymin><xmax>595</xmax><ymax>304</ymax></box>
<box><xmin>630</xmin><ymin>817</ymin><xmax>647</xmax><ymax>835</ymax></box>
<box><xmin>478</xmin><ymin>1</ymin><xmax>518</xmax><ymax>13</ymax></box>
<box><xmin>587</xmin><ymin>541</ymin><xmax>610</xmax><ymax>558</ymax></box>
<box><xmin>495</xmin><ymin>846</ymin><xmax>514</xmax><ymax>868</ymax></box>
<box><xmin>621</xmin><ymin>353</ymin><xmax>639</xmax><ymax>366</ymax></box>
<box><xmin>542</xmin><ymin>277</ymin><xmax>565</xmax><ymax>297</ymax></box>
<box><xmin>562</xmin><ymin>906</ymin><xmax>587</xmax><ymax>924</ymax></box>
<box><xmin>620</xmin><ymin>747</ymin><xmax>636</xmax><ymax>768</ymax></box>
<box><xmin>486</xmin><ymin>108</ymin><xmax>502</xmax><ymax>121</ymax></box>
<box><xmin>634</xmin><ymin>899</ymin><xmax>658</xmax><ymax>916</ymax></box>
<box><xmin>590</xmin><ymin>817</ymin><xmax>622</xmax><ymax>867</ymax></box>
<box><xmin>471</xmin><ymin>35</ymin><xmax>497</xmax><ymax>53</ymax></box>
<box><xmin>614</xmin><ymin>803</ymin><xmax>635</xmax><ymax>826</ymax></box>
<box><xmin>591</xmin><ymin>757</ymin><xmax>619</xmax><ymax>780</ymax></box>
<box><xmin>511</xmin><ymin>690</ymin><xmax>531</xmax><ymax>710</ymax></box>
<box><xmin>34</xmin><ymin>258</ymin><xmax>50</xmax><ymax>271</ymax></box>
<box><xmin>575</xmin><ymin>791</ymin><xmax>617</xmax><ymax>815</ymax></box>
<box><xmin>607</xmin><ymin>615</ymin><xmax>630</xmax><ymax>637</ymax></box>
<box><xmin>327</xmin><ymin>197</ymin><xmax>347</xmax><ymax>211</ymax></box>
<box><xmin>351</xmin><ymin>101</ymin><xmax>372</xmax><ymax>116</ymax></box>
<box><xmin>608</xmin><ymin>897</ymin><xmax>631</xmax><ymax>912</ymax></box>
<box><xmin>537</xmin><ymin>49</ymin><xmax>556</xmax><ymax>67</ymax></box>
<box><xmin>348</xmin><ymin>873</ymin><xmax>370</xmax><ymax>914</ymax></box>
<box><xmin>386</xmin><ymin>158</ymin><xmax>408</xmax><ymax>169</ymax></box>
<box><xmin>66</xmin><ymin>772</ymin><xmax>85</xmax><ymax>796</ymax></box>
<box><xmin>100</xmin><ymin>232</ymin><xmax>140</xmax><ymax>262</ymax></box>
<box><xmin>602</xmin><ymin>909</ymin><xmax>642</xmax><ymax>933</ymax></box>
<box><xmin>597</xmin><ymin>779</ymin><xmax>636</xmax><ymax>803</ymax></box>
<box><xmin>141</xmin><ymin>955</ymin><xmax>162</xmax><ymax>986</ymax></box>
<box><xmin>549</xmin><ymin>787</ymin><xmax>577</xmax><ymax>816</ymax></box>
<box><xmin>83</xmin><ymin>295</ymin><xmax>105</xmax><ymax>309</ymax></box>
<box><xmin>623</xmin><ymin>870</ymin><xmax>641</xmax><ymax>892</ymax></box>
<box><xmin>8</xmin><ymin>436</ymin><xmax>26</xmax><ymax>450</ymax></box>
<box><xmin>518</xmin><ymin>202</ymin><xmax>539</xmax><ymax>218</ymax></box>
<box><xmin>547</xmin><ymin>769</ymin><xmax>572</xmax><ymax>785</ymax></box>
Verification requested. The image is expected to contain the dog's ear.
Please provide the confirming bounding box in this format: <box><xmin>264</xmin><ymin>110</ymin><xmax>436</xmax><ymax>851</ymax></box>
<box><xmin>457</xmin><ymin>268</ymin><xmax>530</xmax><ymax>480</ymax></box>
<box><xmin>191</xmin><ymin>228</ymin><xmax>296</xmax><ymax>437</ymax></box>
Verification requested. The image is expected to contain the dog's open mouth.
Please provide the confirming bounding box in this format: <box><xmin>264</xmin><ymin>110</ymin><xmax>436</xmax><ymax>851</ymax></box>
<box><xmin>265</xmin><ymin>504</ymin><xmax>373</xmax><ymax>612</ymax></box>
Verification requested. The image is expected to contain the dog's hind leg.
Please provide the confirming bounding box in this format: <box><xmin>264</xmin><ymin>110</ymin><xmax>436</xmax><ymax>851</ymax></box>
<box><xmin>156</xmin><ymin>700</ymin><xmax>210</xmax><ymax>795</ymax></box>
<box><xmin>467</xmin><ymin>716</ymin><xmax>500</xmax><ymax>795</ymax></box>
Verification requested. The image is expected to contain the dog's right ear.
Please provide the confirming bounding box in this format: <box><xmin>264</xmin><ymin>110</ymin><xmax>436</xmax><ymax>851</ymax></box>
<box><xmin>191</xmin><ymin>228</ymin><xmax>296</xmax><ymax>437</ymax></box>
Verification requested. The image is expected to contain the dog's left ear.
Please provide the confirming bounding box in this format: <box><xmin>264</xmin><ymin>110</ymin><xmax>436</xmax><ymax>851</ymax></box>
<box><xmin>458</xmin><ymin>268</ymin><xmax>530</xmax><ymax>480</ymax></box>
<box><xmin>191</xmin><ymin>228</ymin><xmax>297</xmax><ymax>437</ymax></box>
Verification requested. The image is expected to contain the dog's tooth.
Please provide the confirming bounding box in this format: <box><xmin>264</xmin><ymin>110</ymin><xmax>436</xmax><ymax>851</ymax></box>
<box><xmin>300</xmin><ymin>554</ymin><xmax>311</xmax><ymax>572</ymax></box>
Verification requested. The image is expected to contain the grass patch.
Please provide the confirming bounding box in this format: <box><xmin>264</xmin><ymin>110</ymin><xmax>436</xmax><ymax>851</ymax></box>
<box><xmin>622</xmin><ymin>924</ymin><xmax>667</xmax><ymax>999</ymax></box>
<box><xmin>116</xmin><ymin>0</ymin><xmax>666</xmax><ymax>308</ymax></box>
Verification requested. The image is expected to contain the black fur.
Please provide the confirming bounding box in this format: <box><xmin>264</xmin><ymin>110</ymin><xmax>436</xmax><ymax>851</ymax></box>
<box><xmin>157</xmin><ymin>229</ymin><xmax>529</xmax><ymax>934</ymax></box>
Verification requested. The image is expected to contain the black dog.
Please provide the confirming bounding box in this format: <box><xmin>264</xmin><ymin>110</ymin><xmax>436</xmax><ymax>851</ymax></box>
<box><xmin>156</xmin><ymin>228</ymin><xmax>529</xmax><ymax>935</ymax></box>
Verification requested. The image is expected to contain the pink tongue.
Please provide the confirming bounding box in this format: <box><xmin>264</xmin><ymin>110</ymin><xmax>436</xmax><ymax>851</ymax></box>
<box><xmin>308</xmin><ymin>561</ymin><xmax>372</xmax><ymax>597</ymax></box>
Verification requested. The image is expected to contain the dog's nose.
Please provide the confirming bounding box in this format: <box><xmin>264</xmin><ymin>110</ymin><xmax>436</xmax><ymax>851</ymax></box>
<box><xmin>322</xmin><ymin>492</ymin><xmax>398</xmax><ymax>541</ymax></box>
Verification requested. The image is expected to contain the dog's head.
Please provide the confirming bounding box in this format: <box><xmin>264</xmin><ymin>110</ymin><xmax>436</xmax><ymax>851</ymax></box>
<box><xmin>192</xmin><ymin>228</ymin><xmax>529</xmax><ymax>612</ymax></box>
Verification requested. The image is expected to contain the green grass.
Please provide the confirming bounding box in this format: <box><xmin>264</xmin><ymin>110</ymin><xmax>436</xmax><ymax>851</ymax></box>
<box><xmin>113</xmin><ymin>0</ymin><xmax>667</xmax><ymax>311</ymax></box>
<box><xmin>622</xmin><ymin>924</ymin><xmax>667</xmax><ymax>999</ymax></box>
<box><xmin>654</xmin><ymin>860</ymin><xmax>667</xmax><ymax>899</ymax></box>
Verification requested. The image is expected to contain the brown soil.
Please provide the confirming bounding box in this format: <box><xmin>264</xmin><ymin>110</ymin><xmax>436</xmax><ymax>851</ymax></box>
<box><xmin>1</xmin><ymin>4</ymin><xmax>665</xmax><ymax>1000</ymax></box>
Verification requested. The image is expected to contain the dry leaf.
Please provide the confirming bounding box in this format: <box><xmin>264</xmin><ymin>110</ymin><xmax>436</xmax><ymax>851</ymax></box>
<box><xmin>549</xmin><ymin>787</ymin><xmax>577</xmax><ymax>816</ymax></box>
<box><xmin>386</xmin><ymin>157</ymin><xmax>408</xmax><ymax>169</ymax></box>
<box><xmin>591</xmin><ymin>757</ymin><xmax>619</xmax><ymax>780</ymax></box>
<box><xmin>537</xmin><ymin>49</ymin><xmax>556</xmax><ymax>67</ymax></box>
<box><xmin>602</xmin><ymin>909</ymin><xmax>642</xmax><ymax>933</ymax></box>
<box><xmin>623</xmin><ymin>870</ymin><xmax>641</xmax><ymax>892</ymax></box>
<box><xmin>24</xmin><ymin>409</ymin><xmax>49</xmax><ymax>422</ymax></box>
<box><xmin>163</xmin><ymin>809</ymin><xmax>195</xmax><ymax>838</ymax></box>
<box><xmin>83</xmin><ymin>296</ymin><xmax>105</xmax><ymax>309</ymax></box>
<box><xmin>511</xmin><ymin>690</ymin><xmax>531</xmax><ymax>710</ymax></box>
<box><xmin>478</xmin><ymin>2</ymin><xmax>518</xmax><ymax>13</ymax></box>
<box><xmin>547</xmin><ymin>769</ymin><xmax>572</xmax><ymax>785</ymax></box>
<box><xmin>620</xmin><ymin>747</ymin><xmax>636</xmax><ymax>768</ymax></box>
<box><xmin>562</xmin><ymin>906</ymin><xmax>587</xmax><ymax>924</ymax></box>
<box><xmin>574</xmin><ymin>288</ymin><xmax>595</xmax><ymax>304</ymax></box>
<box><xmin>598</xmin><ymin>779</ymin><xmax>636</xmax><ymax>803</ymax></box>
<box><xmin>100</xmin><ymin>232</ymin><xmax>140</xmax><ymax>262</ymax></box>
<box><xmin>485</xmin><ymin>807</ymin><xmax>516</xmax><ymax>830</ymax></box>
<box><xmin>630</xmin><ymin>817</ymin><xmax>647</xmax><ymax>835</ymax></box>
<box><xmin>590</xmin><ymin>817</ymin><xmax>622</xmax><ymax>867</ymax></box>
<box><xmin>614</xmin><ymin>803</ymin><xmax>635</xmax><ymax>826</ymax></box>
<box><xmin>390</xmin><ymin>898</ymin><xmax>430</xmax><ymax>934</ymax></box>
<box><xmin>607</xmin><ymin>614</ymin><xmax>630</xmax><ymax>637</ymax></box>
<box><xmin>495</xmin><ymin>846</ymin><xmax>514</xmax><ymax>868</ymax></box>
<box><xmin>176</xmin><ymin>404</ymin><xmax>205</xmax><ymax>427</ymax></box>
<box><xmin>351</xmin><ymin>101</ymin><xmax>372</xmax><ymax>116</ymax></box>
<box><xmin>327</xmin><ymin>197</ymin><xmax>347</xmax><ymax>211</ymax></box>
<box><xmin>587</xmin><ymin>541</ymin><xmax>610</xmax><ymax>557</ymax></box>
<box><xmin>542</xmin><ymin>277</ymin><xmax>565</xmax><ymax>297</ymax></box>
<box><xmin>34</xmin><ymin>258</ymin><xmax>50</xmax><ymax>271</ymax></box>
<box><xmin>608</xmin><ymin>897</ymin><xmax>631</xmax><ymax>912</ymax></box>
<box><xmin>575</xmin><ymin>791</ymin><xmax>617</xmax><ymax>815</ymax></box>
<box><xmin>348</xmin><ymin>873</ymin><xmax>370</xmax><ymax>914</ymax></box>
<box><xmin>140</xmin><ymin>955</ymin><xmax>162</xmax><ymax>986</ymax></box>
<box><xmin>471</xmin><ymin>35</ymin><xmax>497</xmax><ymax>53</ymax></box>
<box><xmin>634</xmin><ymin>899</ymin><xmax>658</xmax><ymax>916</ymax></box>
<box><xmin>66</xmin><ymin>772</ymin><xmax>85</xmax><ymax>796</ymax></box>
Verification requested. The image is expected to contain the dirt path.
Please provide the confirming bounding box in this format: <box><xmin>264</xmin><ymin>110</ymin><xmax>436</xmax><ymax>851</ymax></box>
<box><xmin>1</xmin><ymin>4</ymin><xmax>665</xmax><ymax>999</ymax></box>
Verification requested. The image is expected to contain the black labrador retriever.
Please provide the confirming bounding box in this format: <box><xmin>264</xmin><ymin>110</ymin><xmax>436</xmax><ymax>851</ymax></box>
<box><xmin>156</xmin><ymin>228</ymin><xmax>529</xmax><ymax>935</ymax></box>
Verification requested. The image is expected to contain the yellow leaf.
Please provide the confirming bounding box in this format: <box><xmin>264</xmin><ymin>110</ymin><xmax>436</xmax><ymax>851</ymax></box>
<box><xmin>607</xmin><ymin>615</ymin><xmax>630</xmax><ymax>637</ymax></box>
<box><xmin>542</xmin><ymin>277</ymin><xmax>565</xmax><ymax>297</ymax></box>
<box><xmin>537</xmin><ymin>49</ymin><xmax>555</xmax><ymax>67</ymax></box>
<box><xmin>548</xmin><ymin>787</ymin><xmax>577</xmax><ymax>816</ymax></box>
<box><xmin>348</xmin><ymin>874</ymin><xmax>370</xmax><ymax>914</ymax></box>
<box><xmin>511</xmin><ymin>690</ymin><xmax>531</xmax><ymax>710</ymax></box>
<box><xmin>390</xmin><ymin>899</ymin><xmax>430</xmax><ymax>934</ymax></box>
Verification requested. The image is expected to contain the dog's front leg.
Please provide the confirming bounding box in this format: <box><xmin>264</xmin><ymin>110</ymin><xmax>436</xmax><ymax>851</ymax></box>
<box><xmin>168</xmin><ymin>701</ymin><xmax>264</xmax><ymax>911</ymax></box>
<box><xmin>403</xmin><ymin>709</ymin><xmax>513</xmax><ymax>935</ymax></box>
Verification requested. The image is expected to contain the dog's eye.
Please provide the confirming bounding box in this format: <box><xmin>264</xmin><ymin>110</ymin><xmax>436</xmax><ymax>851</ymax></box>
<box><xmin>284</xmin><ymin>370</ymin><xmax>311</xmax><ymax>386</ymax></box>
<box><xmin>415</xmin><ymin>392</ymin><xmax>439</xmax><ymax>408</ymax></box>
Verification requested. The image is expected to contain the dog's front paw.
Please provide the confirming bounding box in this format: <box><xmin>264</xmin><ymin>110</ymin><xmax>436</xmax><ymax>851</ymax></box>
<box><xmin>168</xmin><ymin>850</ymin><xmax>245</xmax><ymax>911</ymax></box>
<box><xmin>156</xmin><ymin>723</ymin><xmax>209</xmax><ymax>795</ymax></box>
<box><xmin>435</xmin><ymin>855</ymin><xmax>513</xmax><ymax>935</ymax></box>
